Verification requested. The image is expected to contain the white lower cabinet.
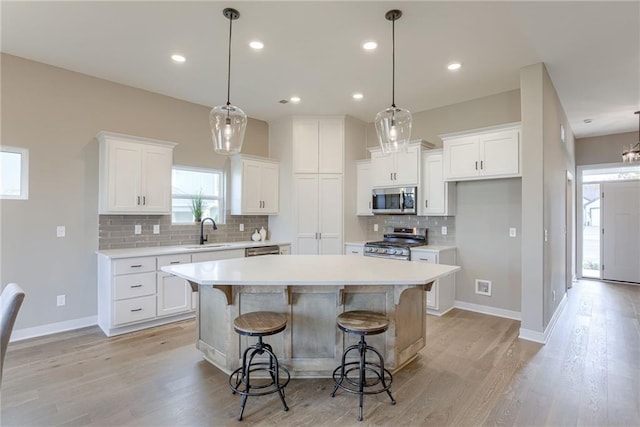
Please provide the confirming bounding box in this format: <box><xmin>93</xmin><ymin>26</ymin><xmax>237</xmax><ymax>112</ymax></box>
<box><xmin>411</xmin><ymin>247</ymin><xmax>457</xmax><ymax>316</ymax></box>
<box><xmin>98</xmin><ymin>248</ymin><xmax>246</xmax><ymax>336</ymax></box>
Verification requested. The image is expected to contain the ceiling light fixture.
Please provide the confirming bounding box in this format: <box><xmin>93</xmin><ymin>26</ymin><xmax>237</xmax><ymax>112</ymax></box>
<box><xmin>353</xmin><ymin>93</ymin><xmax>364</xmax><ymax>100</ymax></box>
<box><xmin>249</xmin><ymin>41</ymin><xmax>264</xmax><ymax>50</ymax></box>
<box><xmin>447</xmin><ymin>62</ymin><xmax>461</xmax><ymax>71</ymax></box>
<box><xmin>363</xmin><ymin>41</ymin><xmax>377</xmax><ymax>50</ymax></box>
<box><xmin>622</xmin><ymin>111</ymin><xmax>640</xmax><ymax>163</ymax></box>
<box><xmin>209</xmin><ymin>8</ymin><xmax>246</xmax><ymax>156</ymax></box>
<box><xmin>375</xmin><ymin>9</ymin><xmax>411</xmax><ymax>154</ymax></box>
<box><xmin>171</xmin><ymin>54</ymin><xmax>186</xmax><ymax>63</ymax></box>
<box><xmin>290</xmin><ymin>96</ymin><xmax>301</xmax><ymax>104</ymax></box>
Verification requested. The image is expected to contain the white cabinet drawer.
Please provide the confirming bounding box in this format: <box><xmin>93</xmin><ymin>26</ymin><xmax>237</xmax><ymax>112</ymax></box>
<box><xmin>114</xmin><ymin>272</ymin><xmax>156</xmax><ymax>300</ymax></box>
<box><xmin>114</xmin><ymin>257</ymin><xmax>155</xmax><ymax>275</ymax></box>
<box><xmin>156</xmin><ymin>254</ymin><xmax>191</xmax><ymax>269</ymax></box>
<box><xmin>345</xmin><ymin>244</ymin><xmax>364</xmax><ymax>256</ymax></box>
<box><xmin>114</xmin><ymin>295</ymin><xmax>156</xmax><ymax>325</ymax></box>
<box><xmin>412</xmin><ymin>251</ymin><xmax>437</xmax><ymax>263</ymax></box>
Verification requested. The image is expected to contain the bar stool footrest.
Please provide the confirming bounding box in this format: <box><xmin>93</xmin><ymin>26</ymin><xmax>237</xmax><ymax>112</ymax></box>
<box><xmin>331</xmin><ymin>362</ymin><xmax>394</xmax><ymax>396</ymax></box>
<box><xmin>229</xmin><ymin>364</ymin><xmax>290</xmax><ymax>397</ymax></box>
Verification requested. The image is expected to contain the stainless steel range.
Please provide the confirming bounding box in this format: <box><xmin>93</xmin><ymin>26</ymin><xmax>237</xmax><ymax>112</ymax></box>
<box><xmin>364</xmin><ymin>227</ymin><xmax>428</xmax><ymax>261</ymax></box>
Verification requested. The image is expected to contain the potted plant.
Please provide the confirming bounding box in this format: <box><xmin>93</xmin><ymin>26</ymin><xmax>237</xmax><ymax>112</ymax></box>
<box><xmin>191</xmin><ymin>191</ymin><xmax>204</xmax><ymax>223</ymax></box>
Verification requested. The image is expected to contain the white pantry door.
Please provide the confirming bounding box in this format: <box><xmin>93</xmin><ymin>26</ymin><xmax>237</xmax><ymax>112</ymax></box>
<box><xmin>602</xmin><ymin>181</ymin><xmax>640</xmax><ymax>283</ymax></box>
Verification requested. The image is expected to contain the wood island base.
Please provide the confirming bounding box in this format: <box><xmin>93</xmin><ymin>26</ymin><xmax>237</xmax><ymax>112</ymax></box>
<box><xmin>195</xmin><ymin>283</ymin><xmax>431</xmax><ymax>378</ymax></box>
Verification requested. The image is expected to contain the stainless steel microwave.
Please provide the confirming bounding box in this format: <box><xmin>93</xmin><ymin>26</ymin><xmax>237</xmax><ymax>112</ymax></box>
<box><xmin>371</xmin><ymin>187</ymin><xmax>417</xmax><ymax>215</ymax></box>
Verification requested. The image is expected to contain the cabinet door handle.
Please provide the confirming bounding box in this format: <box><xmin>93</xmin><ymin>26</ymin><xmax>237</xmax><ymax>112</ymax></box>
<box><xmin>143</xmin><ymin>196</ymin><xmax>146</xmax><ymax>205</ymax></box>
<box><xmin>480</xmin><ymin>160</ymin><xmax>484</xmax><ymax>170</ymax></box>
<box><xmin>130</xmin><ymin>264</ymin><xmax>142</xmax><ymax>268</ymax></box>
<box><xmin>130</xmin><ymin>284</ymin><xmax>143</xmax><ymax>288</ymax></box>
<box><xmin>419</xmin><ymin>258</ymin><xmax>431</xmax><ymax>262</ymax></box>
<box><xmin>137</xmin><ymin>196</ymin><xmax>141</xmax><ymax>205</ymax></box>
<box><xmin>425</xmin><ymin>200</ymin><xmax>428</xmax><ymax>208</ymax></box>
<box><xmin>369</xmin><ymin>201</ymin><xmax>372</xmax><ymax>209</ymax></box>
<box><xmin>394</xmin><ymin>172</ymin><xmax>397</xmax><ymax>180</ymax></box>
<box><xmin>351</xmin><ymin>250</ymin><xmax>358</xmax><ymax>254</ymax></box>
<box><xmin>130</xmin><ymin>308</ymin><xmax>143</xmax><ymax>312</ymax></box>
<box><xmin>475</xmin><ymin>161</ymin><xmax>478</xmax><ymax>170</ymax></box>
<box><xmin>169</xmin><ymin>261</ymin><xmax>181</xmax><ymax>264</ymax></box>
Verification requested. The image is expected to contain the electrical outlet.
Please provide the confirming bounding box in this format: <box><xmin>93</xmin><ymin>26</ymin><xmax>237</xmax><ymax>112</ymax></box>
<box><xmin>153</xmin><ymin>224</ymin><xmax>160</xmax><ymax>234</ymax></box>
<box><xmin>373</xmin><ymin>224</ymin><xmax>379</xmax><ymax>232</ymax></box>
<box><xmin>134</xmin><ymin>224</ymin><xmax>142</xmax><ymax>235</ymax></box>
<box><xmin>441</xmin><ymin>226</ymin><xmax>448</xmax><ymax>235</ymax></box>
<box><xmin>509</xmin><ymin>227</ymin><xmax>517</xmax><ymax>237</ymax></box>
<box><xmin>239</xmin><ymin>224</ymin><xmax>244</xmax><ymax>232</ymax></box>
<box><xmin>57</xmin><ymin>294</ymin><xmax>66</xmax><ymax>307</ymax></box>
<box><xmin>56</xmin><ymin>226</ymin><xmax>66</xmax><ymax>237</ymax></box>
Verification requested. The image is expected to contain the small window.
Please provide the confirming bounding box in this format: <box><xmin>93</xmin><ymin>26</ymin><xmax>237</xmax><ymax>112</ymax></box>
<box><xmin>0</xmin><ymin>146</ymin><xmax>29</xmax><ymax>200</ymax></box>
<box><xmin>172</xmin><ymin>166</ymin><xmax>225</xmax><ymax>224</ymax></box>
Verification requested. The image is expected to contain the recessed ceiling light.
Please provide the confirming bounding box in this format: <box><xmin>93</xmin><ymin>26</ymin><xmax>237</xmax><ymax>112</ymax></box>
<box><xmin>249</xmin><ymin>41</ymin><xmax>264</xmax><ymax>50</ymax></box>
<box><xmin>584</xmin><ymin>118</ymin><xmax>593</xmax><ymax>123</ymax></box>
<box><xmin>353</xmin><ymin>93</ymin><xmax>364</xmax><ymax>100</ymax></box>
<box><xmin>363</xmin><ymin>41</ymin><xmax>377</xmax><ymax>50</ymax></box>
<box><xmin>171</xmin><ymin>54</ymin><xmax>186</xmax><ymax>63</ymax></box>
<box><xmin>290</xmin><ymin>96</ymin><xmax>301</xmax><ymax>104</ymax></box>
<box><xmin>447</xmin><ymin>62</ymin><xmax>461</xmax><ymax>71</ymax></box>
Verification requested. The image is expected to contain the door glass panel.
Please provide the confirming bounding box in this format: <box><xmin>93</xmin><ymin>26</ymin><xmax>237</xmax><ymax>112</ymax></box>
<box><xmin>582</xmin><ymin>183</ymin><xmax>600</xmax><ymax>278</ymax></box>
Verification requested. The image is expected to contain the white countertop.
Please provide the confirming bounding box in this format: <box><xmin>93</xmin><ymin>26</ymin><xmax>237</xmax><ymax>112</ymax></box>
<box><xmin>96</xmin><ymin>241</ymin><xmax>290</xmax><ymax>259</ymax></box>
<box><xmin>161</xmin><ymin>254</ymin><xmax>460</xmax><ymax>286</ymax></box>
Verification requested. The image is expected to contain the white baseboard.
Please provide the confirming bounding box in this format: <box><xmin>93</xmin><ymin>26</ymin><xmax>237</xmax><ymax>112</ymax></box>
<box><xmin>454</xmin><ymin>300</ymin><xmax>521</xmax><ymax>320</ymax></box>
<box><xmin>518</xmin><ymin>293</ymin><xmax>567</xmax><ymax>344</ymax></box>
<box><xmin>11</xmin><ymin>315</ymin><xmax>98</xmax><ymax>342</ymax></box>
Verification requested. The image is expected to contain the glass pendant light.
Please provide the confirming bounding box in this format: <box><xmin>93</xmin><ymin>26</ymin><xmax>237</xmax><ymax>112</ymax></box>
<box><xmin>622</xmin><ymin>111</ymin><xmax>640</xmax><ymax>163</ymax></box>
<box><xmin>210</xmin><ymin>8</ymin><xmax>247</xmax><ymax>156</ymax></box>
<box><xmin>375</xmin><ymin>9</ymin><xmax>412</xmax><ymax>154</ymax></box>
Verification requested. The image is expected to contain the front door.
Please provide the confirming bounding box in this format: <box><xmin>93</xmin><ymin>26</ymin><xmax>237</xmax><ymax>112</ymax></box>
<box><xmin>602</xmin><ymin>181</ymin><xmax>640</xmax><ymax>283</ymax></box>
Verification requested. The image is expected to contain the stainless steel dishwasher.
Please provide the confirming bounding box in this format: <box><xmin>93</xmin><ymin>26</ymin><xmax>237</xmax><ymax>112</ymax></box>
<box><xmin>245</xmin><ymin>245</ymin><xmax>280</xmax><ymax>257</ymax></box>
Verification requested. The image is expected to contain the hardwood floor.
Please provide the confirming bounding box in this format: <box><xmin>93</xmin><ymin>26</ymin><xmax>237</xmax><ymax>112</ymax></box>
<box><xmin>2</xmin><ymin>280</ymin><xmax>638</xmax><ymax>426</ymax></box>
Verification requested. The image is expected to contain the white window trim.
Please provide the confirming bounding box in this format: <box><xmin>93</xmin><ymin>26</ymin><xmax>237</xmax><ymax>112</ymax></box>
<box><xmin>1</xmin><ymin>146</ymin><xmax>29</xmax><ymax>200</ymax></box>
<box><xmin>172</xmin><ymin>165</ymin><xmax>226</xmax><ymax>224</ymax></box>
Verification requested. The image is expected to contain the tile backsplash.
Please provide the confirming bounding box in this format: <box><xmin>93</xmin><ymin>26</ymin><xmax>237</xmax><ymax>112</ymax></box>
<box><xmin>364</xmin><ymin>215</ymin><xmax>456</xmax><ymax>246</ymax></box>
<box><xmin>99</xmin><ymin>214</ymin><xmax>268</xmax><ymax>250</ymax></box>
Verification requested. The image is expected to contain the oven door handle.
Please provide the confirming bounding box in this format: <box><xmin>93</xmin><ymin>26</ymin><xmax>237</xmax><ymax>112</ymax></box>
<box><xmin>364</xmin><ymin>252</ymin><xmax>409</xmax><ymax>261</ymax></box>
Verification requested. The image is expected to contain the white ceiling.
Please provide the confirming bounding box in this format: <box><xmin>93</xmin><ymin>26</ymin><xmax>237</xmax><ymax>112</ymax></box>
<box><xmin>2</xmin><ymin>1</ymin><xmax>638</xmax><ymax>139</ymax></box>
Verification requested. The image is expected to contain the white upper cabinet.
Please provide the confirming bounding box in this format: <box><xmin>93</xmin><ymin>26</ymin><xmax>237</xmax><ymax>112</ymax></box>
<box><xmin>419</xmin><ymin>150</ymin><xmax>456</xmax><ymax>216</ymax></box>
<box><xmin>230</xmin><ymin>155</ymin><xmax>279</xmax><ymax>215</ymax></box>
<box><xmin>370</xmin><ymin>142</ymin><xmax>431</xmax><ymax>188</ymax></box>
<box><xmin>98</xmin><ymin>132</ymin><xmax>176</xmax><ymax>215</ymax></box>
<box><xmin>293</xmin><ymin>117</ymin><xmax>344</xmax><ymax>174</ymax></box>
<box><xmin>442</xmin><ymin>123</ymin><xmax>521</xmax><ymax>181</ymax></box>
<box><xmin>356</xmin><ymin>160</ymin><xmax>373</xmax><ymax>216</ymax></box>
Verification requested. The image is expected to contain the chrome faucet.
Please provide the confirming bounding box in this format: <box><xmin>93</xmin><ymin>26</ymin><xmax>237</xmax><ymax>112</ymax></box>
<box><xmin>199</xmin><ymin>217</ymin><xmax>218</xmax><ymax>245</ymax></box>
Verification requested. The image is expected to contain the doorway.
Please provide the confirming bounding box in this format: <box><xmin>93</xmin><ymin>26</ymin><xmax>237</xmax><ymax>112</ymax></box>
<box><xmin>578</xmin><ymin>163</ymin><xmax>640</xmax><ymax>283</ymax></box>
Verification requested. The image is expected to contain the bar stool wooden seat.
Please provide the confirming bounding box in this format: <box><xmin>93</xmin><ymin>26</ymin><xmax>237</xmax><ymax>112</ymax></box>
<box><xmin>331</xmin><ymin>310</ymin><xmax>396</xmax><ymax>421</ymax></box>
<box><xmin>229</xmin><ymin>311</ymin><xmax>290</xmax><ymax>421</ymax></box>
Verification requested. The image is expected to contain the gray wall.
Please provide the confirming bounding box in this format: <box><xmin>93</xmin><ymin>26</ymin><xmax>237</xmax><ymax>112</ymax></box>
<box><xmin>0</xmin><ymin>54</ymin><xmax>269</xmax><ymax>330</ymax></box>
<box><xmin>455</xmin><ymin>179</ymin><xmax>522</xmax><ymax>311</ymax></box>
<box><xmin>576</xmin><ymin>131</ymin><xmax>636</xmax><ymax>165</ymax></box>
<box><xmin>520</xmin><ymin>63</ymin><xmax>576</xmax><ymax>334</ymax></box>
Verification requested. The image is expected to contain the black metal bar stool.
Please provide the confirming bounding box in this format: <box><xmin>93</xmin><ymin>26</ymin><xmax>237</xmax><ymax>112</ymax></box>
<box><xmin>330</xmin><ymin>310</ymin><xmax>396</xmax><ymax>421</ymax></box>
<box><xmin>229</xmin><ymin>311</ymin><xmax>290</xmax><ymax>421</ymax></box>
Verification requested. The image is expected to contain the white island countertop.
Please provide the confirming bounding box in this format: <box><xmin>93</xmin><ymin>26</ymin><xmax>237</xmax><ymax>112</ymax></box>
<box><xmin>161</xmin><ymin>254</ymin><xmax>460</xmax><ymax>286</ymax></box>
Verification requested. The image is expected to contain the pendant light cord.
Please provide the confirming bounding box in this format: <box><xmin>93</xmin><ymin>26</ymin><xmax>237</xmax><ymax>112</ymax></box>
<box><xmin>226</xmin><ymin>14</ymin><xmax>233</xmax><ymax>107</ymax></box>
<box><xmin>391</xmin><ymin>16</ymin><xmax>396</xmax><ymax>109</ymax></box>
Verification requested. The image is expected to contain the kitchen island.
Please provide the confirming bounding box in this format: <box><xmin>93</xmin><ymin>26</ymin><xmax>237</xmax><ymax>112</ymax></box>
<box><xmin>162</xmin><ymin>255</ymin><xmax>459</xmax><ymax>378</ymax></box>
